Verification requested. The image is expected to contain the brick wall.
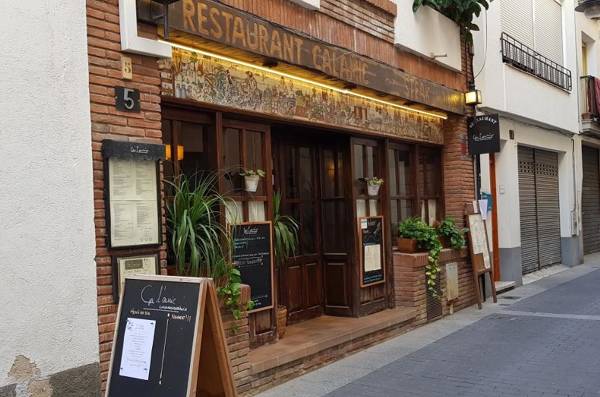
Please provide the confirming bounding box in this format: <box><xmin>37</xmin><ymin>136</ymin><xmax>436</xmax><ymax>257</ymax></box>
<box><xmin>321</xmin><ymin>0</ymin><xmax>396</xmax><ymax>43</ymax></box>
<box><xmin>219</xmin><ymin>0</ymin><xmax>466</xmax><ymax>92</ymax></box>
<box><xmin>87</xmin><ymin>0</ymin><xmax>167</xmax><ymax>388</ymax></box>
<box><xmin>393</xmin><ymin>248</ymin><xmax>476</xmax><ymax>324</ymax></box>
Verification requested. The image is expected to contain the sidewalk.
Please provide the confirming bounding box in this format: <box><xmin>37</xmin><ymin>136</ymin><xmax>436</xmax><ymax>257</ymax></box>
<box><xmin>256</xmin><ymin>257</ymin><xmax>600</xmax><ymax>397</ymax></box>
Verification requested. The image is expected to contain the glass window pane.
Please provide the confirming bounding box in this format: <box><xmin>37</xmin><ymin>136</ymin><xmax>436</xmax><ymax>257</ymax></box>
<box><xmin>245</xmin><ymin>131</ymin><xmax>265</xmax><ymax>195</ymax></box>
<box><xmin>223</xmin><ymin>128</ymin><xmax>241</xmax><ymax>193</ymax></box>
<box><xmin>248</xmin><ymin>201</ymin><xmax>266</xmax><ymax>221</ymax></box>
<box><xmin>428</xmin><ymin>199</ymin><xmax>438</xmax><ymax>226</ymax></box>
<box><xmin>356</xmin><ymin>199</ymin><xmax>367</xmax><ymax>218</ymax></box>
<box><xmin>400</xmin><ymin>199</ymin><xmax>412</xmax><ymax>220</ymax></box>
<box><xmin>300</xmin><ymin>203</ymin><xmax>316</xmax><ymax>254</ymax></box>
<box><xmin>284</xmin><ymin>146</ymin><xmax>298</xmax><ymax>198</ymax></box>
<box><xmin>225</xmin><ymin>200</ymin><xmax>243</xmax><ymax>225</ymax></box>
<box><xmin>397</xmin><ymin>150</ymin><xmax>411</xmax><ymax>197</ymax></box>
<box><xmin>322</xmin><ymin>200</ymin><xmax>345</xmax><ymax>252</ymax></box>
<box><xmin>369</xmin><ymin>199</ymin><xmax>378</xmax><ymax>216</ymax></box>
<box><xmin>322</xmin><ymin>149</ymin><xmax>335</xmax><ymax>198</ymax></box>
<box><xmin>180</xmin><ymin>122</ymin><xmax>206</xmax><ymax>178</ymax></box>
<box><xmin>298</xmin><ymin>147</ymin><xmax>313</xmax><ymax>200</ymax></box>
<box><xmin>388</xmin><ymin>149</ymin><xmax>398</xmax><ymax>196</ymax></box>
<box><xmin>366</xmin><ymin>146</ymin><xmax>374</xmax><ymax>177</ymax></box>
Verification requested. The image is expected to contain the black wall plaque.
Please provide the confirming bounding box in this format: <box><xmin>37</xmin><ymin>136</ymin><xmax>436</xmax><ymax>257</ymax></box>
<box><xmin>102</xmin><ymin>140</ymin><xmax>166</xmax><ymax>161</ymax></box>
<box><xmin>106</xmin><ymin>277</ymin><xmax>201</xmax><ymax>397</ymax></box>
<box><xmin>468</xmin><ymin>114</ymin><xmax>501</xmax><ymax>155</ymax></box>
<box><xmin>231</xmin><ymin>222</ymin><xmax>274</xmax><ymax>312</ymax></box>
<box><xmin>359</xmin><ymin>216</ymin><xmax>385</xmax><ymax>287</ymax></box>
<box><xmin>115</xmin><ymin>86</ymin><xmax>141</xmax><ymax>112</ymax></box>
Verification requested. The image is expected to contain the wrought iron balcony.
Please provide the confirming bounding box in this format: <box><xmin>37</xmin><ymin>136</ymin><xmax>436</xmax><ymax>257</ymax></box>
<box><xmin>500</xmin><ymin>32</ymin><xmax>572</xmax><ymax>91</ymax></box>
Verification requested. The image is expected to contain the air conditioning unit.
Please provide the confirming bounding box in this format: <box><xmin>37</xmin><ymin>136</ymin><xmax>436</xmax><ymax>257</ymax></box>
<box><xmin>576</xmin><ymin>0</ymin><xmax>600</xmax><ymax>19</ymax></box>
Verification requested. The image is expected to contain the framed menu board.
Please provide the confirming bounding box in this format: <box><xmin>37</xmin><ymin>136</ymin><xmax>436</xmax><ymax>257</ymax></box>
<box><xmin>102</xmin><ymin>140</ymin><xmax>164</xmax><ymax>249</ymax></box>
<box><xmin>358</xmin><ymin>216</ymin><xmax>385</xmax><ymax>287</ymax></box>
<box><xmin>231</xmin><ymin>222</ymin><xmax>274</xmax><ymax>312</ymax></box>
<box><xmin>466</xmin><ymin>213</ymin><xmax>491</xmax><ymax>272</ymax></box>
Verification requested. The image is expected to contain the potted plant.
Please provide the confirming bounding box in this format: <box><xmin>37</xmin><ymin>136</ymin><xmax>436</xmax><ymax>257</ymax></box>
<box><xmin>165</xmin><ymin>173</ymin><xmax>252</xmax><ymax>320</ymax></box>
<box><xmin>240</xmin><ymin>169</ymin><xmax>266</xmax><ymax>192</ymax></box>
<box><xmin>397</xmin><ymin>217</ymin><xmax>430</xmax><ymax>253</ymax></box>
<box><xmin>364</xmin><ymin>177</ymin><xmax>384</xmax><ymax>196</ymax></box>
<box><xmin>398</xmin><ymin>217</ymin><xmax>443</xmax><ymax>297</ymax></box>
<box><xmin>435</xmin><ymin>217</ymin><xmax>467</xmax><ymax>250</ymax></box>
<box><xmin>272</xmin><ymin>191</ymin><xmax>299</xmax><ymax>339</ymax></box>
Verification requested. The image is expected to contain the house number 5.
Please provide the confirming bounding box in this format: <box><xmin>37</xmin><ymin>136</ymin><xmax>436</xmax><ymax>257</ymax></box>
<box><xmin>115</xmin><ymin>86</ymin><xmax>141</xmax><ymax>112</ymax></box>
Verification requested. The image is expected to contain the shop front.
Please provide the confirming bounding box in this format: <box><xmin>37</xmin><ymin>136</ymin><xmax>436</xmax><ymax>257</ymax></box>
<box><xmin>90</xmin><ymin>0</ymin><xmax>476</xmax><ymax>392</ymax></box>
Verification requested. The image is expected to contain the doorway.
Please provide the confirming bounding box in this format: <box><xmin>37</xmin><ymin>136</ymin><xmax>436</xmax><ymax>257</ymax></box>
<box><xmin>273</xmin><ymin>129</ymin><xmax>353</xmax><ymax>323</ymax></box>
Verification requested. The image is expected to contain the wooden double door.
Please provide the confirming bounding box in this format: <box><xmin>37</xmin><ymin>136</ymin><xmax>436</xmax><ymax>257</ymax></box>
<box><xmin>274</xmin><ymin>133</ymin><xmax>353</xmax><ymax>323</ymax></box>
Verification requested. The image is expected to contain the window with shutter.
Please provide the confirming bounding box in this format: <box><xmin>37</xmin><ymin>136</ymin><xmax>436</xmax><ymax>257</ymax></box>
<box><xmin>534</xmin><ymin>0</ymin><xmax>563</xmax><ymax>64</ymax></box>
<box><xmin>501</xmin><ymin>0</ymin><xmax>534</xmax><ymax>47</ymax></box>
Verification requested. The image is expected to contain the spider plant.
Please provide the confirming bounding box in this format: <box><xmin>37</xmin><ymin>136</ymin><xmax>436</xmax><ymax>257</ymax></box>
<box><xmin>165</xmin><ymin>172</ymin><xmax>230</xmax><ymax>278</ymax></box>
<box><xmin>272</xmin><ymin>191</ymin><xmax>299</xmax><ymax>266</ymax></box>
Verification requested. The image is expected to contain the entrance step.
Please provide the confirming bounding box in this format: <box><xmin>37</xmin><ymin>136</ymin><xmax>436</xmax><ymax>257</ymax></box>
<box><xmin>495</xmin><ymin>281</ymin><xmax>516</xmax><ymax>294</ymax></box>
<box><xmin>247</xmin><ymin>307</ymin><xmax>416</xmax><ymax>392</ymax></box>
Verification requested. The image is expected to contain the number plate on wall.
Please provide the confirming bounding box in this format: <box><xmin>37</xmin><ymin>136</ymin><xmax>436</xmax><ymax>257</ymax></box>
<box><xmin>115</xmin><ymin>86</ymin><xmax>140</xmax><ymax>112</ymax></box>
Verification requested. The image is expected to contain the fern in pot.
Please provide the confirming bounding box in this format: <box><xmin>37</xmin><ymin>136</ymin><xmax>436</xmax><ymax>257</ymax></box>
<box><xmin>272</xmin><ymin>191</ymin><xmax>299</xmax><ymax>339</ymax></box>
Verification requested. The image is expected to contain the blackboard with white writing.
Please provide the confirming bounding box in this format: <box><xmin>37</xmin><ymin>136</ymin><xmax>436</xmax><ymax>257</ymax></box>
<box><xmin>232</xmin><ymin>222</ymin><xmax>274</xmax><ymax>312</ymax></box>
<box><xmin>359</xmin><ymin>217</ymin><xmax>385</xmax><ymax>287</ymax></box>
<box><xmin>106</xmin><ymin>277</ymin><xmax>200</xmax><ymax>397</ymax></box>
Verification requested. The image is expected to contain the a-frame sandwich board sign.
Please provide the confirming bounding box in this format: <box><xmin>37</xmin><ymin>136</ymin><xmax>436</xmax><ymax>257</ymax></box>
<box><xmin>105</xmin><ymin>275</ymin><xmax>237</xmax><ymax>397</ymax></box>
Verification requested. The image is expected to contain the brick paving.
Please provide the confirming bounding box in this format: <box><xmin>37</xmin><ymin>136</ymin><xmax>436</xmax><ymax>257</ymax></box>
<box><xmin>326</xmin><ymin>269</ymin><xmax>600</xmax><ymax>397</ymax></box>
<box><xmin>256</xmin><ymin>262</ymin><xmax>600</xmax><ymax>397</ymax></box>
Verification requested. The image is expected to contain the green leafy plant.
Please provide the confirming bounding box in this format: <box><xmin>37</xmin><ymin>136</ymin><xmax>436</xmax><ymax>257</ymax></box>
<box><xmin>273</xmin><ymin>191</ymin><xmax>300</xmax><ymax>267</ymax></box>
<box><xmin>166</xmin><ymin>173</ymin><xmax>230</xmax><ymax>278</ymax></box>
<box><xmin>216</xmin><ymin>265</ymin><xmax>255</xmax><ymax>323</ymax></box>
<box><xmin>398</xmin><ymin>218</ymin><xmax>443</xmax><ymax>298</ymax></box>
<box><xmin>436</xmin><ymin>217</ymin><xmax>468</xmax><ymax>250</ymax></box>
<box><xmin>239</xmin><ymin>169</ymin><xmax>266</xmax><ymax>178</ymax></box>
<box><xmin>364</xmin><ymin>177</ymin><xmax>384</xmax><ymax>186</ymax></box>
<box><xmin>413</xmin><ymin>0</ymin><xmax>492</xmax><ymax>40</ymax></box>
<box><xmin>166</xmin><ymin>173</ymin><xmax>250</xmax><ymax>321</ymax></box>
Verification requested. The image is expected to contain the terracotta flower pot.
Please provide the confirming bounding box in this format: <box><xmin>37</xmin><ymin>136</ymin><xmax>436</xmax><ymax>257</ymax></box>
<box><xmin>438</xmin><ymin>236</ymin><xmax>451</xmax><ymax>249</ymax></box>
<box><xmin>397</xmin><ymin>237</ymin><xmax>419</xmax><ymax>253</ymax></box>
<box><xmin>276</xmin><ymin>305</ymin><xmax>288</xmax><ymax>339</ymax></box>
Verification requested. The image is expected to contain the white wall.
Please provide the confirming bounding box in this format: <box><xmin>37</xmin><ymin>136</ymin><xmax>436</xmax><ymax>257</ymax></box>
<box><xmin>473</xmin><ymin>0</ymin><xmax>579</xmax><ymax>134</ymax></box>
<box><xmin>0</xmin><ymin>0</ymin><xmax>99</xmax><ymax>387</ymax></box>
<box><xmin>394</xmin><ymin>0</ymin><xmax>462</xmax><ymax>71</ymax></box>
<box><xmin>492</xmin><ymin>118</ymin><xmax>577</xmax><ymax>250</ymax></box>
<box><xmin>289</xmin><ymin>0</ymin><xmax>320</xmax><ymax>10</ymax></box>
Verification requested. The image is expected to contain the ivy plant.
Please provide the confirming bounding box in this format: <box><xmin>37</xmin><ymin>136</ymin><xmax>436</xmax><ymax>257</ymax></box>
<box><xmin>436</xmin><ymin>217</ymin><xmax>468</xmax><ymax>250</ymax></box>
<box><xmin>412</xmin><ymin>0</ymin><xmax>492</xmax><ymax>40</ymax></box>
<box><xmin>398</xmin><ymin>218</ymin><xmax>443</xmax><ymax>298</ymax></box>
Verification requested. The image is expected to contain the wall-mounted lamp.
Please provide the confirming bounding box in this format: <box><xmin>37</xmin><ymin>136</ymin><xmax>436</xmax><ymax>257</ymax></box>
<box><xmin>165</xmin><ymin>144</ymin><xmax>184</xmax><ymax>161</ymax></box>
<box><xmin>465</xmin><ymin>84</ymin><xmax>482</xmax><ymax>106</ymax></box>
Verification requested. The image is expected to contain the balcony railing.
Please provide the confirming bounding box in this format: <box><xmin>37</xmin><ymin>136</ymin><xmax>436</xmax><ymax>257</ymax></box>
<box><xmin>500</xmin><ymin>32</ymin><xmax>572</xmax><ymax>91</ymax></box>
<box><xmin>581</xmin><ymin>75</ymin><xmax>600</xmax><ymax>122</ymax></box>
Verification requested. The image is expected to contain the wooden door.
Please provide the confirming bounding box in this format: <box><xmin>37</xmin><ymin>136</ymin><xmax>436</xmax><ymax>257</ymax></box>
<box><xmin>277</xmin><ymin>142</ymin><xmax>323</xmax><ymax>323</ymax></box>
<box><xmin>320</xmin><ymin>142</ymin><xmax>353</xmax><ymax>317</ymax></box>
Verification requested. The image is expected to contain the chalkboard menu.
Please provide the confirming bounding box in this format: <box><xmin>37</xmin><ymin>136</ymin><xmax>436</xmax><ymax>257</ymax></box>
<box><xmin>106</xmin><ymin>276</ymin><xmax>201</xmax><ymax>397</ymax></box>
<box><xmin>359</xmin><ymin>217</ymin><xmax>385</xmax><ymax>287</ymax></box>
<box><xmin>232</xmin><ymin>222</ymin><xmax>274</xmax><ymax>312</ymax></box>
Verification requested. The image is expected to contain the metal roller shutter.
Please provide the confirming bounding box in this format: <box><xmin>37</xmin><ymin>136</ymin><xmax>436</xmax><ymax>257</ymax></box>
<box><xmin>518</xmin><ymin>146</ymin><xmax>562</xmax><ymax>274</ymax></box>
<box><xmin>582</xmin><ymin>146</ymin><xmax>600</xmax><ymax>254</ymax></box>
<box><xmin>518</xmin><ymin>147</ymin><xmax>540</xmax><ymax>274</ymax></box>
<box><xmin>535</xmin><ymin>150</ymin><xmax>562</xmax><ymax>267</ymax></box>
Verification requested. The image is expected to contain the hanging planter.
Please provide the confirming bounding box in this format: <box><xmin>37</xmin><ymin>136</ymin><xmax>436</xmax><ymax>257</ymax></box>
<box><xmin>240</xmin><ymin>169</ymin><xmax>266</xmax><ymax>193</ymax></box>
<box><xmin>364</xmin><ymin>177</ymin><xmax>384</xmax><ymax>197</ymax></box>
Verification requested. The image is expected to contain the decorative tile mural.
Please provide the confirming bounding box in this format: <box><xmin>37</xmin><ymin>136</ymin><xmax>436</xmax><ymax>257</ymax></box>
<box><xmin>171</xmin><ymin>49</ymin><xmax>445</xmax><ymax>144</ymax></box>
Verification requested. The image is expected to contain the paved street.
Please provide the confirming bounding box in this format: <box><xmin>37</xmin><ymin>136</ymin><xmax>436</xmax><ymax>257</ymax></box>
<box><xmin>258</xmin><ymin>256</ymin><xmax>600</xmax><ymax>397</ymax></box>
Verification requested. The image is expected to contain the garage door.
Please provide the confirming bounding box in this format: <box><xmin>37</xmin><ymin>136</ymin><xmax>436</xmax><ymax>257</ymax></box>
<box><xmin>582</xmin><ymin>146</ymin><xmax>600</xmax><ymax>254</ymax></box>
<box><xmin>518</xmin><ymin>146</ymin><xmax>562</xmax><ymax>274</ymax></box>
